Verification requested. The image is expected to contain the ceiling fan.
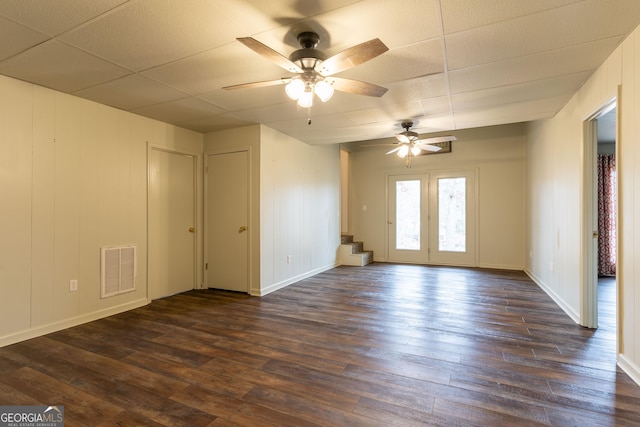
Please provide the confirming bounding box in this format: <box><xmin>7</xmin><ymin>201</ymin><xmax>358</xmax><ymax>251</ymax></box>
<box><xmin>223</xmin><ymin>31</ymin><xmax>389</xmax><ymax>110</ymax></box>
<box><xmin>368</xmin><ymin>121</ymin><xmax>456</xmax><ymax>167</ymax></box>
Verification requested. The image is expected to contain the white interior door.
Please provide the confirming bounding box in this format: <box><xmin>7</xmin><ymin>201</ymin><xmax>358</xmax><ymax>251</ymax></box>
<box><xmin>148</xmin><ymin>148</ymin><xmax>196</xmax><ymax>300</ymax></box>
<box><xmin>206</xmin><ymin>151</ymin><xmax>249</xmax><ymax>292</ymax></box>
<box><xmin>429</xmin><ymin>170</ymin><xmax>477</xmax><ymax>266</ymax></box>
<box><xmin>388</xmin><ymin>174</ymin><xmax>429</xmax><ymax>263</ymax></box>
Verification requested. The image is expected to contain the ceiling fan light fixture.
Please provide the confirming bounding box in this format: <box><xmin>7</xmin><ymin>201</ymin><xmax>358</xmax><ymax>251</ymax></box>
<box><xmin>298</xmin><ymin>88</ymin><xmax>314</xmax><ymax>108</ymax></box>
<box><xmin>314</xmin><ymin>80</ymin><xmax>334</xmax><ymax>102</ymax></box>
<box><xmin>397</xmin><ymin>145</ymin><xmax>410</xmax><ymax>158</ymax></box>
<box><xmin>285</xmin><ymin>79</ymin><xmax>304</xmax><ymax>100</ymax></box>
<box><xmin>411</xmin><ymin>145</ymin><xmax>421</xmax><ymax>156</ymax></box>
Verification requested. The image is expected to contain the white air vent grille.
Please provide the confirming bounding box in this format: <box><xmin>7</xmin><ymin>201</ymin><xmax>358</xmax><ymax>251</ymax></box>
<box><xmin>101</xmin><ymin>245</ymin><xmax>136</xmax><ymax>298</ymax></box>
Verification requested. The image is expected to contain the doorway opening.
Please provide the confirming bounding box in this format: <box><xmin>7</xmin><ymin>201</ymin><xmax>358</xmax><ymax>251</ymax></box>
<box><xmin>582</xmin><ymin>97</ymin><xmax>618</xmax><ymax>339</ymax></box>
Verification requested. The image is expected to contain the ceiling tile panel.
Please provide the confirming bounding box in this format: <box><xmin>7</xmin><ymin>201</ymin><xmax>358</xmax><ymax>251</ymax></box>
<box><xmin>445</xmin><ymin>0</ymin><xmax>640</xmax><ymax>70</ymax></box>
<box><xmin>59</xmin><ymin>0</ymin><xmax>241</xmax><ymax>71</ymax></box>
<box><xmin>215</xmin><ymin>0</ymin><xmax>362</xmax><ymax>39</ymax></box>
<box><xmin>0</xmin><ymin>40</ymin><xmax>131</xmax><ymax>93</ymax></box>
<box><xmin>0</xmin><ymin>16</ymin><xmax>48</xmax><ymax>61</ymax></box>
<box><xmin>73</xmin><ymin>74</ymin><xmax>188</xmax><ymax>111</ymax></box>
<box><xmin>308</xmin><ymin>0</ymin><xmax>443</xmax><ymax>51</ymax></box>
<box><xmin>441</xmin><ymin>0</ymin><xmax>581</xmax><ymax>34</ymax></box>
<box><xmin>344</xmin><ymin>101</ymin><xmax>426</xmax><ymax>125</ymax></box>
<box><xmin>339</xmin><ymin>39</ymin><xmax>444</xmax><ymax>84</ymax></box>
<box><xmin>0</xmin><ymin>0</ymin><xmax>128</xmax><ymax>36</ymax></box>
<box><xmin>142</xmin><ymin>42</ymin><xmax>287</xmax><ymax>95</ymax></box>
<box><xmin>175</xmin><ymin>113</ymin><xmax>254</xmax><ymax>134</ymax></box>
<box><xmin>453</xmin><ymin>95</ymin><xmax>571</xmax><ymax>130</ymax></box>
<box><xmin>451</xmin><ymin>72</ymin><xmax>590</xmax><ymax>112</ymax></box>
<box><xmin>197</xmin><ymin>86</ymin><xmax>288</xmax><ymax>112</ymax></box>
<box><xmin>449</xmin><ymin>37</ymin><xmax>622</xmax><ymax>94</ymax></box>
<box><xmin>131</xmin><ymin>97</ymin><xmax>226</xmax><ymax>125</ymax></box>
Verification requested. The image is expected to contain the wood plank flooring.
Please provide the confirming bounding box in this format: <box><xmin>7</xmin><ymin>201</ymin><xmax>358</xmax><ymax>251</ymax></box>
<box><xmin>1</xmin><ymin>264</ymin><xmax>638</xmax><ymax>426</ymax></box>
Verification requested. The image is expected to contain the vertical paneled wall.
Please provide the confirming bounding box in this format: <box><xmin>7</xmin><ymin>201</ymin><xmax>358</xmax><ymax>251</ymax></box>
<box><xmin>526</xmin><ymin>25</ymin><xmax>640</xmax><ymax>383</ymax></box>
<box><xmin>259</xmin><ymin>126</ymin><xmax>341</xmax><ymax>294</ymax></box>
<box><xmin>0</xmin><ymin>75</ymin><xmax>202</xmax><ymax>346</ymax></box>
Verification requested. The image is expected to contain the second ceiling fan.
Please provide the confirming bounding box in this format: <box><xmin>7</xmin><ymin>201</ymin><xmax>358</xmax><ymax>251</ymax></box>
<box><xmin>223</xmin><ymin>31</ymin><xmax>389</xmax><ymax>108</ymax></box>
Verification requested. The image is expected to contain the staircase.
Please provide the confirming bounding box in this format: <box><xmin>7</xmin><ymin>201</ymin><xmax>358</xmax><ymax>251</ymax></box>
<box><xmin>339</xmin><ymin>235</ymin><xmax>373</xmax><ymax>266</ymax></box>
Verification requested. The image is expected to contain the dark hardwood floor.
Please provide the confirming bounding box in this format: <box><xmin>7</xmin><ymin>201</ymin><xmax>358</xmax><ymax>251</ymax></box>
<box><xmin>1</xmin><ymin>264</ymin><xmax>638</xmax><ymax>426</ymax></box>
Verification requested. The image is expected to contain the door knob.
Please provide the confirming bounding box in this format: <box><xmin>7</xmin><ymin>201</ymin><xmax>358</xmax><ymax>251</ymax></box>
<box><xmin>188</xmin><ymin>227</ymin><xmax>196</xmax><ymax>233</ymax></box>
<box><xmin>238</xmin><ymin>226</ymin><xmax>247</xmax><ymax>233</ymax></box>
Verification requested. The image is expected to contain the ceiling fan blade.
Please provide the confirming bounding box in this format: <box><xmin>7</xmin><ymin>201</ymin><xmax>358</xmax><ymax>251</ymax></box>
<box><xmin>417</xmin><ymin>135</ymin><xmax>457</xmax><ymax>144</ymax></box>
<box><xmin>237</xmin><ymin>37</ymin><xmax>303</xmax><ymax>73</ymax></box>
<box><xmin>415</xmin><ymin>144</ymin><xmax>442</xmax><ymax>152</ymax></box>
<box><xmin>385</xmin><ymin>146</ymin><xmax>402</xmax><ymax>155</ymax></box>
<box><xmin>327</xmin><ymin>77</ymin><xmax>388</xmax><ymax>97</ymax></box>
<box><xmin>223</xmin><ymin>78</ymin><xmax>292</xmax><ymax>90</ymax></box>
<box><xmin>316</xmin><ymin>38</ymin><xmax>389</xmax><ymax>76</ymax></box>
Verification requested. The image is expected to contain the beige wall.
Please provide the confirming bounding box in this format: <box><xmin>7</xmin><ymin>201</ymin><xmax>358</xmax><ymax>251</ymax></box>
<box><xmin>259</xmin><ymin>126</ymin><xmax>341</xmax><ymax>294</ymax></box>
<box><xmin>0</xmin><ymin>75</ymin><xmax>203</xmax><ymax>346</ymax></box>
<box><xmin>204</xmin><ymin>125</ymin><xmax>341</xmax><ymax>296</ymax></box>
<box><xmin>346</xmin><ymin>123</ymin><xmax>526</xmax><ymax>270</ymax></box>
<box><xmin>525</xmin><ymin>25</ymin><xmax>640</xmax><ymax>384</ymax></box>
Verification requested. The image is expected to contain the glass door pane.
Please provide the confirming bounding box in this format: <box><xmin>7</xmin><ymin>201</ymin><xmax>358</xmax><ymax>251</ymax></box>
<box><xmin>438</xmin><ymin>177</ymin><xmax>466</xmax><ymax>252</ymax></box>
<box><xmin>388</xmin><ymin>175</ymin><xmax>428</xmax><ymax>263</ymax></box>
<box><xmin>396</xmin><ymin>180</ymin><xmax>421</xmax><ymax>250</ymax></box>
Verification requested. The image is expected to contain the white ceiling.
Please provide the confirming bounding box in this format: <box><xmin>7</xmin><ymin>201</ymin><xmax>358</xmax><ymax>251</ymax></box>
<box><xmin>0</xmin><ymin>0</ymin><xmax>638</xmax><ymax>145</ymax></box>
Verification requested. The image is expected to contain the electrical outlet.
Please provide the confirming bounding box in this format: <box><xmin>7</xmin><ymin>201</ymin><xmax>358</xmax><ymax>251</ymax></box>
<box><xmin>69</xmin><ymin>279</ymin><xmax>78</xmax><ymax>292</ymax></box>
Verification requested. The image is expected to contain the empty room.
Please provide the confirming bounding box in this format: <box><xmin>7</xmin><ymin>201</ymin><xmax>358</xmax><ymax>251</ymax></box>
<box><xmin>1</xmin><ymin>1</ymin><xmax>640</xmax><ymax>425</ymax></box>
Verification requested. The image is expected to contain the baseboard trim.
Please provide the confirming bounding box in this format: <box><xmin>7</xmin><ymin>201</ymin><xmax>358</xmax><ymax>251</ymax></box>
<box><xmin>252</xmin><ymin>263</ymin><xmax>339</xmax><ymax>296</ymax></box>
<box><xmin>524</xmin><ymin>269</ymin><xmax>580</xmax><ymax>324</ymax></box>
<box><xmin>478</xmin><ymin>263</ymin><xmax>524</xmax><ymax>271</ymax></box>
<box><xmin>0</xmin><ymin>298</ymin><xmax>149</xmax><ymax>348</ymax></box>
<box><xmin>618</xmin><ymin>354</ymin><xmax>640</xmax><ymax>387</ymax></box>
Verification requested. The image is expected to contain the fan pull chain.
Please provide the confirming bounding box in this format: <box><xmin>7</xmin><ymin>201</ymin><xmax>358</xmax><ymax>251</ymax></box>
<box><xmin>307</xmin><ymin>107</ymin><xmax>312</xmax><ymax>125</ymax></box>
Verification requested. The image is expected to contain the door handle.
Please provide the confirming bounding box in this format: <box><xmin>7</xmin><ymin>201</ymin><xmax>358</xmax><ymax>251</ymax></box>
<box><xmin>388</xmin><ymin>220</ymin><xmax>393</xmax><ymax>225</ymax></box>
<box><xmin>188</xmin><ymin>227</ymin><xmax>196</xmax><ymax>233</ymax></box>
<box><xmin>238</xmin><ymin>226</ymin><xmax>247</xmax><ymax>233</ymax></box>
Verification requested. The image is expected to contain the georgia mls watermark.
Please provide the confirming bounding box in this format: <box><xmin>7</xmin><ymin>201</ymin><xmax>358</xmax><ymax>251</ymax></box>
<box><xmin>0</xmin><ymin>406</ymin><xmax>64</xmax><ymax>427</ymax></box>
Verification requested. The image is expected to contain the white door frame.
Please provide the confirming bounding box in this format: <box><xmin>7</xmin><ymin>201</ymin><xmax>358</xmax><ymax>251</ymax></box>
<box><xmin>581</xmin><ymin>91</ymin><xmax>619</xmax><ymax>331</ymax></box>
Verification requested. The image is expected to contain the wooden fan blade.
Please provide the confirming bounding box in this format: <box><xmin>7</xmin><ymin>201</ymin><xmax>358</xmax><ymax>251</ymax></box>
<box><xmin>223</xmin><ymin>78</ymin><xmax>291</xmax><ymax>90</ymax></box>
<box><xmin>316</xmin><ymin>38</ymin><xmax>389</xmax><ymax>76</ymax></box>
<box><xmin>417</xmin><ymin>135</ymin><xmax>457</xmax><ymax>144</ymax></box>
<box><xmin>416</xmin><ymin>144</ymin><xmax>442</xmax><ymax>152</ymax></box>
<box><xmin>386</xmin><ymin>146</ymin><xmax>402</xmax><ymax>155</ymax></box>
<box><xmin>327</xmin><ymin>77</ymin><xmax>388</xmax><ymax>97</ymax></box>
<box><xmin>237</xmin><ymin>37</ymin><xmax>303</xmax><ymax>73</ymax></box>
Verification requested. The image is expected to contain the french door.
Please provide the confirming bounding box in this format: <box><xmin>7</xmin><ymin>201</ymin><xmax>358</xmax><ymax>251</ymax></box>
<box><xmin>388</xmin><ymin>170</ymin><xmax>476</xmax><ymax>266</ymax></box>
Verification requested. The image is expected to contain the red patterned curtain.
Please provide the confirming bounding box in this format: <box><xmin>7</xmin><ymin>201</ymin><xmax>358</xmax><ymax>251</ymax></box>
<box><xmin>597</xmin><ymin>154</ymin><xmax>617</xmax><ymax>276</ymax></box>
